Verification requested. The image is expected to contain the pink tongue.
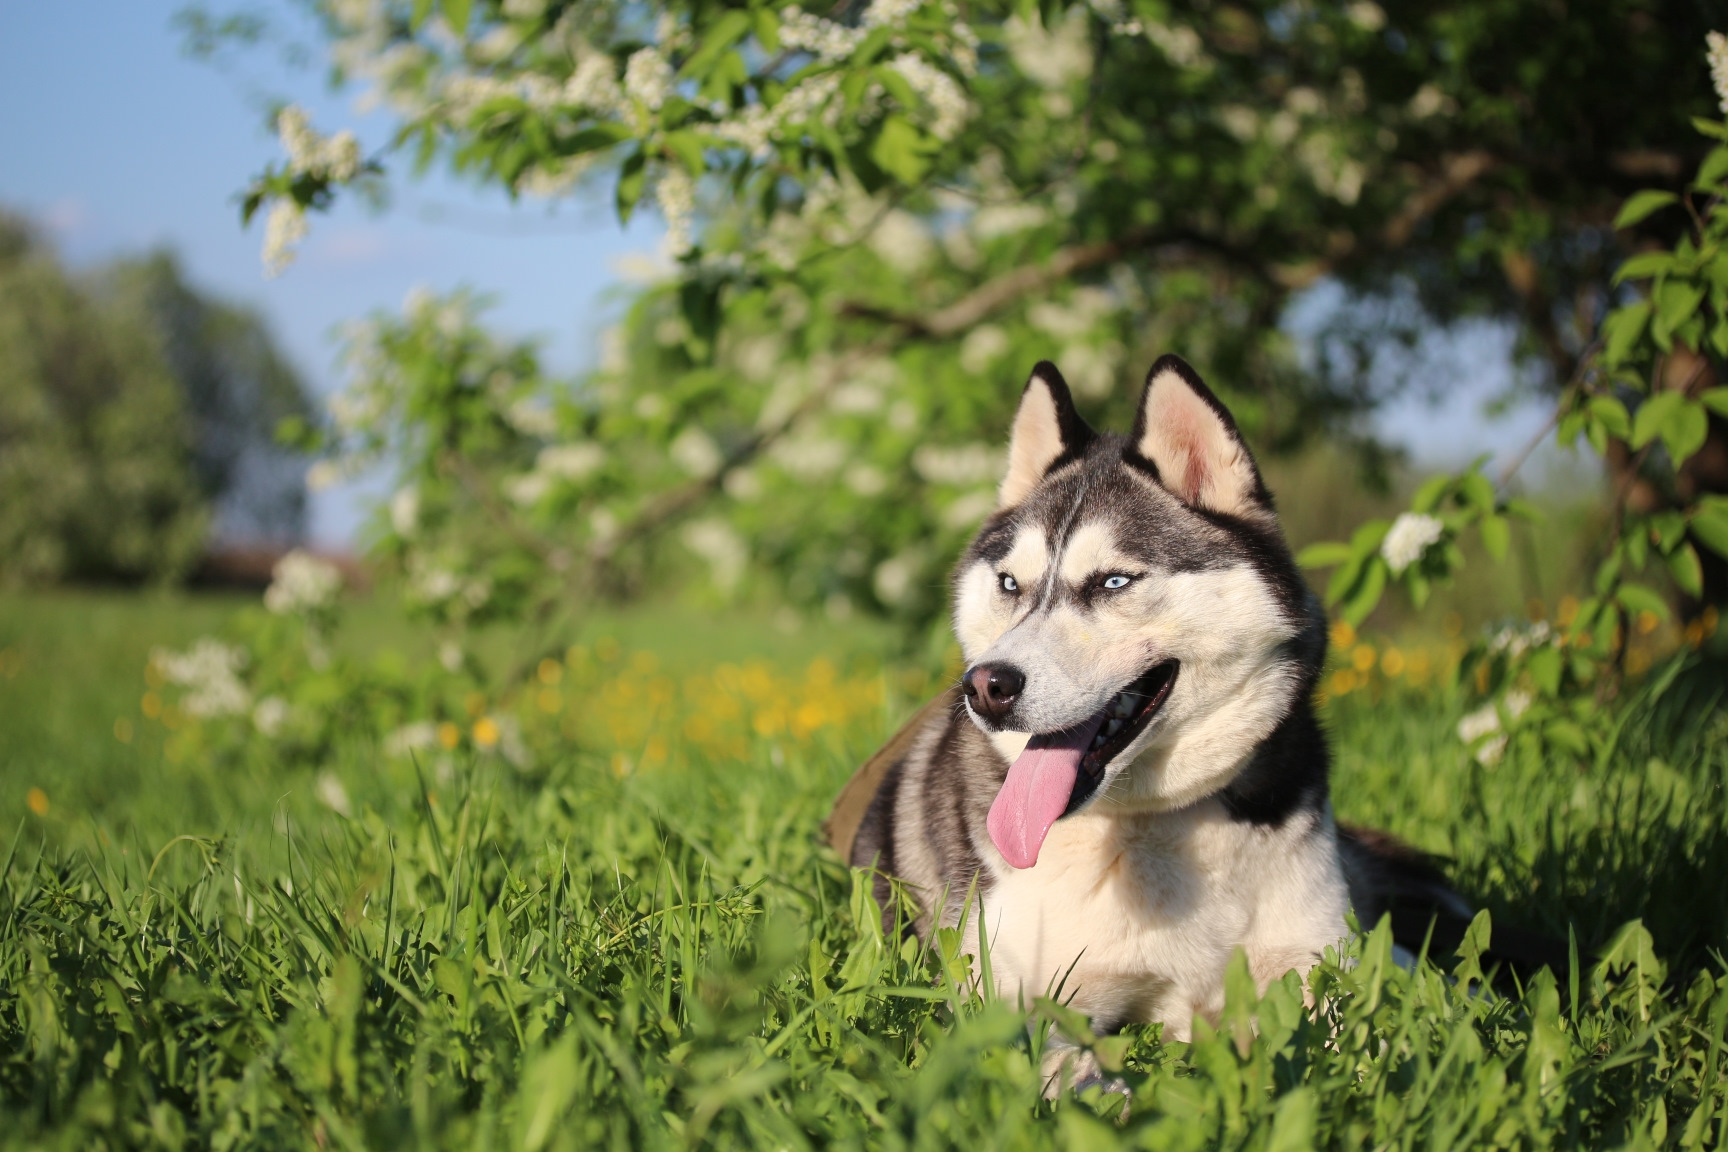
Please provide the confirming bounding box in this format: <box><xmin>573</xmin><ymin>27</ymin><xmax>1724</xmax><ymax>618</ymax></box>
<box><xmin>986</xmin><ymin>716</ymin><xmax>1105</xmax><ymax>869</ymax></box>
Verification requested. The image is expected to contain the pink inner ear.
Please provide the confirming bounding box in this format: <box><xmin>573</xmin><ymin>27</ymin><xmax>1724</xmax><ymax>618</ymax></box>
<box><xmin>1166</xmin><ymin>408</ymin><xmax>1209</xmax><ymax>504</ymax></box>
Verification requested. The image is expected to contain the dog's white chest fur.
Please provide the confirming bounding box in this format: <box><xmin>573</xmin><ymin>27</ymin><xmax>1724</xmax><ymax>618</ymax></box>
<box><xmin>968</xmin><ymin>799</ymin><xmax>1348</xmax><ymax>1039</ymax></box>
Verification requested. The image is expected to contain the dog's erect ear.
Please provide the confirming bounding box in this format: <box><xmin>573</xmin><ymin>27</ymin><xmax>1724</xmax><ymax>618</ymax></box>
<box><xmin>1127</xmin><ymin>354</ymin><xmax>1266</xmax><ymax>516</ymax></box>
<box><xmin>999</xmin><ymin>362</ymin><xmax>1096</xmax><ymax>507</ymax></box>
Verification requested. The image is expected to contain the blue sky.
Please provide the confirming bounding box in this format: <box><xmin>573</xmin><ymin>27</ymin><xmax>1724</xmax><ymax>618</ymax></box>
<box><xmin>0</xmin><ymin>2</ymin><xmax>1565</xmax><ymax>545</ymax></box>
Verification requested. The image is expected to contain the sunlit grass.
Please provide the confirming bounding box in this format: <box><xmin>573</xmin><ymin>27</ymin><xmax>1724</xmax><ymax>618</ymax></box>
<box><xmin>3</xmin><ymin>591</ymin><xmax>1728</xmax><ymax>1148</ymax></box>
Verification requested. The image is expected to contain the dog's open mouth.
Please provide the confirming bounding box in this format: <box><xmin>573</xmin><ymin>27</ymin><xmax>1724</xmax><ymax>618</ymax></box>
<box><xmin>985</xmin><ymin>660</ymin><xmax>1178</xmax><ymax>870</ymax></box>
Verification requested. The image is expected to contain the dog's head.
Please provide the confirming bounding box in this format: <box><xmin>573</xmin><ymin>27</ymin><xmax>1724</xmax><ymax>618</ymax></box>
<box><xmin>953</xmin><ymin>356</ymin><xmax>1324</xmax><ymax>867</ymax></box>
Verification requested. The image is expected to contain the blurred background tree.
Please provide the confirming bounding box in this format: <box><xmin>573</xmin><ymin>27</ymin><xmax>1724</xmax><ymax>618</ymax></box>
<box><xmin>0</xmin><ymin>210</ymin><xmax>314</xmax><ymax>586</ymax></box>
<box><xmin>217</xmin><ymin>0</ymin><xmax>1721</xmax><ymax>646</ymax></box>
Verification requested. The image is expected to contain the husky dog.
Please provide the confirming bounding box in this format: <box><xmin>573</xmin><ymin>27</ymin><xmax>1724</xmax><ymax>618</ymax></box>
<box><xmin>827</xmin><ymin>355</ymin><xmax>1491</xmax><ymax>1080</ymax></box>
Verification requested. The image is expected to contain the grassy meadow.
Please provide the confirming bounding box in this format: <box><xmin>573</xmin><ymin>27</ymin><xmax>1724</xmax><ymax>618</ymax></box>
<box><xmin>4</xmin><ymin>586</ymin><xmax>1728</xmax><ymax>1150</ymax></box>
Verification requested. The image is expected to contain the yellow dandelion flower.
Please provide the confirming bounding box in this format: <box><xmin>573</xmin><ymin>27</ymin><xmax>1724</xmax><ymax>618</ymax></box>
<box><xmin>464</xmin><ymin>691</ymin><xmax>487</xmax><ymax>718</ymax></box>
<box><xmin>1380</xmin><ymin>647</ymin><xmax>1406</xmax><ymax>677</ymax></box>
<box><xmin>437</xmin><ymin>721</ymin><xmax>461</xmax><ymax>749</ymax></box>
<box><xmin>26</xmin><ymin>787</ymin><xmax>48</xmax><ymax>816</ymax></box>
<box><xmin>141</xmin><ymin>692</ymin><xmax>162</xmax><ymax>719</ymax></box>
<box><xmin>1556</xmin><ymin>596</ymin><xmax>1580</xmax><ymax>627</ymax></box>
<box><xmin>1329</xmin><ymin>620</ymin><xmax>1356</xmax><ymax>649</ymax></box>
<box><xmin>473</xmin><ymin>717</ymin><xmax>500</xmax><ymax>747</ymax></box>
<box><xmin>537</xmin><ymin>658</ymin><xmax>563</xmax><ymax>686</ymax></box>
<box><xmin>113</xmin><ymin>718</ymin><xmax>134</xmax><ymax>744</ymax></box>
<box><xmin>1351</xmin><ymin>644</ymin><xmax>1377</xmax><ymax>673</ymax></box>
<box><xmin>1328</xmin><ymin>669</ymin><xmax>1357</xmax><ymax>696</ymax></box>
<box><xmin>1637</xmin><ymin>610</ymin><xmax>1659</xmax><ymax>635</ymax></box>
<box><xmin>537</xmin><ymin>688</ymin><xmax>562</xmax><ymax>713</ymax></box>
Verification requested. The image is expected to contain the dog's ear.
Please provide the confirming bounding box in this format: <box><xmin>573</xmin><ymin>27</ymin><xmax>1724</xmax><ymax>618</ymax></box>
<box><xmin>1127</xmin><ymin>354</ymin><xmax>1266</xmax><ymax>516</ymax></box>
<box><xmin>999</xmin><ymin>361</ymin><xmax>1096</xmax><ymax>507</ymax></box>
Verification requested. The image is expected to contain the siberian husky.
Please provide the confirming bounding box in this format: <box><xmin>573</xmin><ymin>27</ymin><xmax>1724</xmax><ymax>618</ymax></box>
<box><xmin>827</xmin><ymin>355</ymin><xmax>1498</xmax><ymax>1086</ymax></box>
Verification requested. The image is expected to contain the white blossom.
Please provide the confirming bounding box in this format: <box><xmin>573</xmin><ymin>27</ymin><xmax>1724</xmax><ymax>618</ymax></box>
<box><xmin>538</xmin><ymin>442</ymin><xmax>606</xmax><ymax>479</ymax></box>
<box><xmin>623</xmin><ymin>47</ymin><xmax>673</xmax><ymax>113</ymax></box>
<box><xmin>152</xmin><ymin>638</ymin><xmax>251</xmax><ymax>719</ymax></box>
<box><xmin>264</xmin><ymin>550</ymin><xmax>343</xmax><ymax>614</ymax></box>
<box><xmin>563</xmin><ymin>52</ymin><xmax>623</xmax><ymax>114</ymax></box>
<box><xmin>683</xmin><ymin>518</ymin><xmax>747</xmax><ymax>590</ymax></box>
<box><xmin>314</xmin><ymin>772</ymin><xmax>352</xmax><ymax>816</ymax></box>
<box><xmin>1710</xmin><ymin>32</ymin><xmax>1728</xmax><ymax>116</ymax></box>
<box><xmin>671</xmin><ymin>428</ymin><xmax>723</xmax><ymax>476</ymax></box>
<box><xmin>390</xmin><ymin>485</ymin><xmax>420</xmax><ymax>536</ymax></box>
<box><xmin>252</xmin><ymin>696</ymin><xmax>291</xmax><ymax>738</ymax></box>
<box><xmin>873</xmin><ymin>550</ymin><xmax>924</xmax><ymax>607</ymax></box>
<box><xmin>1347</xmin><ymin>2</ymin><xmax>1386</xmax><ymax>31</ymax></box>
<box><xmin>889</xmin><ymin>54</ymin><xmax>971</xmax><ymax>140</ymax></box>
<box><xmin>305</xmin><ymin>459</ymin><xmax>342</xmax><ymax>492</ymax></box>
<box><xmin>386</xmin><ymin>721</ymin><xmax>440</xmax><ymax>757</ymax></box>
<box><xmin>657</xmin><ymin>167</ymin><xmax>696</xmax><ymax>257</ymax></box>
<box><xmin>869</xmin><ymin>210</ymin><xmax>934</xmax><ymax>271</ymax></box>
<box><xmin>959</xmin><ymin>325</ymin><xmax>1010</xmax><ymax>373</ymax></box>
<box><xmin>1488</xmin><ymin>620</ymin><xmax>1554</xmax><ymax>659</ymax></box>
<box><xmin>261</xmin><ymin>200</ymin><xmax>308</xmax><ymax>278</ymax></box>
<box><xmin>912</xmin><ymin>442</ymin><xmax>1001</xmax><ymax>485</ymax></box>
<box><xmin>1380</xmin><ymin>512</ymin><xmax>1444</xmax><ymax>574</ymax></box>
<box><xmin>276</xmin><ymin>106</ymin><xmax>362</xmax><ymax>181</ymax></box>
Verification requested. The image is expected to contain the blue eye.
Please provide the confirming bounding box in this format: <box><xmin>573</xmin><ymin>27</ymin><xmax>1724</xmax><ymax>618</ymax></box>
<box><xmin>1102</xmin><ymin>574</ymin><xmax>1132</xmax><ymax>590</ymax></box>
<box><xmin>1000</xmin><ymin>574</ymin><xmax>1019</xmax><ymax>593</ymax></box>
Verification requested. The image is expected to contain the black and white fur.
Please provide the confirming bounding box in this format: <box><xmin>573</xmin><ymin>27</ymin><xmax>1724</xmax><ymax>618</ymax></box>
<box><xmin>840</xmin><ymin>356</ymin><xmax>1453</xmax><ymax>1082</ymax></box>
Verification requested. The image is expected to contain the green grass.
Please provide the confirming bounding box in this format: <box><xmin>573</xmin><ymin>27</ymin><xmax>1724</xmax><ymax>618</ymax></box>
<box><xmin>4</xmin><ymin>591</ymin><xmax>1728</xmax><ymax>1150</ymax></box>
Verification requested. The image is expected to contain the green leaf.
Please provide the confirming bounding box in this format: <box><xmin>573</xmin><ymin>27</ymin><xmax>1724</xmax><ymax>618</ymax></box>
<box><xmin>1410</xmin><ymin>473</ymin><xmax>1451</xmax><ymax>513</ymax></box>
<box><xmin>752</xmin><ymin>7</ymin><xmax>782</xmax><ymax>54</ymax></box>
<box><xmin>1543</xmin><ymin>720</ymin><xmax>1590</xmax><ymax>757</ymax></box>
<box><xmin>1601</xmin><ymin>301</ymin><xmax>1651</xmax><ymax>365</ymax></box>
<box><xmin>1479</xmin><ymin>513</ymin><xmax>1510</xmax><ymax>561</ymax></box>
<box><xmin>1668</xmin><ymin>542</ymin><xmax>1703</xmax><ymax>597</ymax></box>
<box><xmin>1341</xmin><ymin>557</ymin><xmax>1388</xmax><ymax>627</ymax></box>
<box><xmin>1695</xmin><ymin>146</ymin><xmax>1728</xmax><ymax>190</ymax></box>
<box><xmin>411</xmin><ymin>0</ymin><xmax>435</xmax><ymax>31</ymax></box>
<box><xmin>1459</xmin><ymin>471</ymin><xmax>1495</xmax><ymax>513</ymax></box>
<box><xmin>1613</xmin><ymin>190</ymin><xmax>1679</xmax><ymax>230</ymax></box>
<box><xmin>1690</xmin><ymin>503</ymin><xmax>1728</xmax><ymax>558</ymax></box>
<box><xmin>1702</xmin><ymin>387</ymin><xmax>1728</xmax><ymax>418</ymax></box>
<box><xmin>442</xmin><ymin>0</ymin><xmax>472</xmax><ymax>35</ymax></box>
<box><xmin>869</xmin><ymin>116</ymin><xmax>932</xmax><ymax>185</ymax></box>
<box><xmin>1611</xmin><ymin>251</ymin><xmax>1675</xmax><ymax>284</ymax></box>
<box><xmin>1614</xmin><ymin>582</ymin><xmax>1669</xmax><ymax>620</ymax></box>
<box><xmin>1662</xmin><ymin>398</ymin><xmax>1708</xmax><ymax>463</ymax></box>
<box><xmin>662</xmin><ymin>130</ymin><xmax>707</xmax><ymax>175</ymax></box>
<box><xmin>615</xmin><ymin>149</ymin><xmax>648</xmax><ymax>221</ymax></box>
<box><xmin>1527</xmin><ymin>647</ymin><xmax>1562</xmax><ymax>695</ymax></box>
<box><xmin>1295</xmin><ymin>541</ymin><xmax>1352</xmax><ymax>568</ymax></box>
<box><xmin>1652</xmin><ymin>280</ymin><xmax>1706</xmax><ymax>349</ymax></box>
<box><xmin>679</xmin><ymin>11</ymin><xmax>753</xmax><ymax>80</ymax></box>
<box><xmin>556</xmin><ymin>123</ymin><xmax>635</xmax><ymax>158</ymax></box>
<box><xmin>1586</xmin><ymin>394</ymin><xmax>1631</xmax><ymax>439</ymax></box>
<box><xmin>1631</xmin><ymin>391</ymin><xmax>1684</xmax><ymax>449</ymax></box>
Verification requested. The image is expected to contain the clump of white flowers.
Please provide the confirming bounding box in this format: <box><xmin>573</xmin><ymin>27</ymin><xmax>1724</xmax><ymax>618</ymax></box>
<box><xmin>1488</xmin><ymin>620</ymin><xmax>1555</xmax><ymax>659</ymax></box>
<box><xmin>1709</xmin><ymin>32</ymin><xmax>1728</xmax><ymax>116</ymax></box>
<box><xmin>261</xmin><ymin>200</ymin><xmax>309</xmax><ymax>278</ymax></box>
<box><xmin>1380</xmin><ymin>512</ymin><xmax>1444</xmax><ymax>574</ymax></box>
<box><xmin>1456</xmin><ymin>690</ymin><xmax>1531</xmax><ymax>766</ymax></box>
<box><xmin>657</xmin><ymin>167</ymin><xmax>696</xmax><ymax>257</ymax></box>
<box><xmin>152</xmin><ymin>638</ymin><xmax>252</xmax><ymax>719</ymax></box>
<box><xmin>252</xmin><ymin>696</ymin><xmax>292</xmax><ymax>738</ymax></box>
<box><xmin>260</xmin><ymin>107</ymin><xmax>363</xmax><ymax>276</ymax></box>
<box><xmin>277</xmin><ymin>106</ymin><xmax>362</xmax><ymax>182</ymax></box>
<box><xmin>264</xmin><ymin>550</ymin><xmax>344</xmax><ymax>615</ymax></box>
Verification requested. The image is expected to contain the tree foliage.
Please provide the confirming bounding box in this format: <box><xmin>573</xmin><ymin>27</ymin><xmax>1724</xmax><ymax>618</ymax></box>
<box><xmin>229</xmin><ymin>0</ymin><xmax>1722</xmax><ymax>642</ymax></box>
<box><xmin>0</xmin><ymin>213</ymin><xmax>314</xmax><ymax>585</ymax></box>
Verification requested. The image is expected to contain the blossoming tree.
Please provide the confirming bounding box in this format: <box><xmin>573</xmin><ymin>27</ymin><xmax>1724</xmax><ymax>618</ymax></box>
<box><xmin>207</xmin><ymin>1</ymin><xmax>1723</xmax><ymax>658</ymax></box>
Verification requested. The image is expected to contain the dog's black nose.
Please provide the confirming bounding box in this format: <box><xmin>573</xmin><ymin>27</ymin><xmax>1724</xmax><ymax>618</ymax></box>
<box><xmin>964</xmin><ymin>663</ymin><xmax>1025</xmax><ymax>722</ymax></box>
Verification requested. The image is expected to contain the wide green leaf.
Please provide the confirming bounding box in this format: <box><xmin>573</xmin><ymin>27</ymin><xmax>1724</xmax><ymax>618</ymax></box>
<box><xmin>1295</xmin><ymin>541</ymin><xmax>1352</xmax><ymax>568</ymax></box>
<box><xmin>1612</xmin><ymin>190</ymin><xmax>1678</xmax><ymax>230</ymax></box>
